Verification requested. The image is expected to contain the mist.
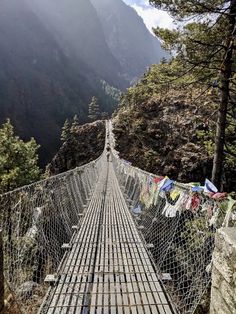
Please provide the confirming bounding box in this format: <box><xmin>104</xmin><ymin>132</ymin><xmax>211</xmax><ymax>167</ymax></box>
<box><xmin>0</xmin><ymin>0</ymin><xmax>166</xmax><ymax>165</ymax></box>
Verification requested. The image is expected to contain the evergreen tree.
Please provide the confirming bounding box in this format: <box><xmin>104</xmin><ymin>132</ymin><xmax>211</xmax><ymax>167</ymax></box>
<box><xmin>88</xmin><ymin>96</ymin><xmax>100</xmax><ymax>121</ymax></box>
<box><xmin>61</xmin><ymin>119</ymin><xmax>71</xmax><ymax>142</ymax></box>
<box><xmin>0</xmin><ymin>119</ymin><xmax>41</xmax><ymax>193</ymax></box>
<box><xmin>70</xmin><ymin>114</ymin><xmax>80</xmax><ymax>133</ymax></box>
<box><xmin>101</xmin><ymin>112</ymin><xmax>109</xmax><ymax>120</ymax></box>
<box><xmin>150</xmin><ymin>0</ymin><xmax>236</xmax><ymax>189</ymax></box>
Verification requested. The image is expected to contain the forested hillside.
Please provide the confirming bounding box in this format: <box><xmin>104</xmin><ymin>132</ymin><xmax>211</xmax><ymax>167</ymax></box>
<box><xmin>113</xmin><ymin>61</ymin><xmax>236</xmax><ymax>192</ymax></box>
<box><xmin>48</xmin><ymin>120</ymin><xmax>105</xmax><ymax>175</ymax></box>
<box><xmin>0</xmin><ymin>0</ymin><xmax>165</xmax><ymax>165</ymax></box>
<box><xmin>112</xmin><ymin>0</ymin><xmax>236</xmax><ymax>193</ymax></box>
<box><xmin>0</xmin><ymin>0</ymin><xmax>117</xmax><ymax>164</ymax></box>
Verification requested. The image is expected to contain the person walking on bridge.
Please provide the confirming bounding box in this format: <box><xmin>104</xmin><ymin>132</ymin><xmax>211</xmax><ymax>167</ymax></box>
<box><xmin>106</xmin><ymin>144</ymin><xmax>111</xmax><ymax>162</ymax></box>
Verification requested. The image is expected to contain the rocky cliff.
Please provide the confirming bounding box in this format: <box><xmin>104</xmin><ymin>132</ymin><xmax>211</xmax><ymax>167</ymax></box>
<box><xmin>111</xmin><ymin>60</ymin><xmax>236</xmax><ymax>192</ymax></box>
<box><xmin>113</xmin><ymin>90</ymin><xmax>214</xmax><ymax>184</ymax></box>
<box><xmin>48</xmin><ymin>121</ymin><xmax>105</xmax><ymax>175</ymax></box>
<box><xmin>210</xmin><ymin>228</ymin><xmax>236</xmax><ymax>314</ymax></box>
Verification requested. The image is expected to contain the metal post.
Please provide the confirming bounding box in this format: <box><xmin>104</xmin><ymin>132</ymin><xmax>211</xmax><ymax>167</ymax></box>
<box><xmin>0</xmin><ymin>230</ymin><xmax>4</xmax><ymax>311</ymax></box>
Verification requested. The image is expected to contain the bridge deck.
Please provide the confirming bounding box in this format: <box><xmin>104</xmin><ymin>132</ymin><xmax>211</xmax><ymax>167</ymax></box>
<box><xmin>39</xmin><ymin>162</ymin><xmax>174</xmax><ymax>314</ymax></box>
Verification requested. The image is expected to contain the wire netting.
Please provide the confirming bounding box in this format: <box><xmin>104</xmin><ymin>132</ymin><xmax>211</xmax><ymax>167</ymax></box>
<box><xmin>113</xmin><ymin>155</ymin><xmax>236</xmax><ymax>314</ymax></box>
<box><xmin>0</xmin><ymin>157</ymin><xmax>102</xmax><ymax>313</ymax></box>
<box><xmin>1</xmin><ymin>119</ymin><xmax>235</xmax><ymax>314</ymax></box>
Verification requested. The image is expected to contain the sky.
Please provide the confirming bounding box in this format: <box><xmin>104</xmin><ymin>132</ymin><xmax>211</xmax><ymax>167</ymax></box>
<box><xmin>123</xmin><ymin>0</ymin><xmax>174</xmax><ymax>33</ymax></box>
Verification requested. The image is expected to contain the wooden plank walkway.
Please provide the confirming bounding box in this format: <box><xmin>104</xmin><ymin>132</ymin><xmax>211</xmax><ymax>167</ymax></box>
<box><xmin>39</xmin><ymin>160</ymin><xmax>175</xmax><ymax>314</ymax></box>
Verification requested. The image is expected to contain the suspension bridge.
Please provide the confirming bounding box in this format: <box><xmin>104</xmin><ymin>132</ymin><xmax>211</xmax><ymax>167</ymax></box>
<box><xmin>0</xmin><ymin>121</ymin><xmax>234</xmax><ymax>314</ymax></box>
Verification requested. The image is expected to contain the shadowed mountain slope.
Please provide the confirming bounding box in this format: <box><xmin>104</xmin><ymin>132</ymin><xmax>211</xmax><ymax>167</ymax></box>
<box><xmin>0</xmin><ymin>0</ymin><xmax>116</xmax><ymax>164</ymax></box>
<box><xmin>91</xmin><ymin>0</ymin><xmax>166</xmax><ymax>82</ymax></box>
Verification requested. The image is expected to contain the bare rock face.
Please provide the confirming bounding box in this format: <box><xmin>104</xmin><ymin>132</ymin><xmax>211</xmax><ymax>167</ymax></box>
<box><xmin>48</xmin><ymin>121</ymin><xmax>105</xmax><ymax>175</ymax></box>
<box><xmin>210</xmin><ymin>228</ymin><xmax>236</xmax><ymax>314</ymax></box>
<box><xmin>113</xmin><ymin>91</ymin><xmax>215</xmax><ymax>185</ymax></box>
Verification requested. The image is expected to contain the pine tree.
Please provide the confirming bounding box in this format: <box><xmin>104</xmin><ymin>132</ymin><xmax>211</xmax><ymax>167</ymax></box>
<box><xmin>101</xmin><ymin>112</ymin><xmax>109</xmax><ymax>120</ymax></box>
<box><xmin>61</xmin><ymin>119</ymin><xmax>71</xmax><ymax>142</ymax></box>
<box><xmin>88</xmin><ymin>96</ymin><xmax>100</xmax><ymax>121</ymax></box>
<box><xmin>150</xmin><ymin>0</ymin><xmax>236</xmax><ymax>190</ymax></box>
<box><xmin>0</xmin><ymin>119</ymin><xmax>41</xmax><ymax>193</ymax></box>
<box><xmin>70</xmin><ymin>115</ymin><xmax>80</xmax><ymax>133</ymax></box>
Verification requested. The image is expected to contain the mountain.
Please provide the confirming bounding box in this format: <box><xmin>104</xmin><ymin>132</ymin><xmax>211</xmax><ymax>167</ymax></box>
<box><xmin>90</xmin><ymin>0</ymin><xmax>167</xmax><ymax>82</ymax></box>
<box><xmin>112</xmin><ymin>64</ymin><xmax>236</xmax><ymax>192</ymax></box>
<box><xmin>48</xmin><ymin>121</ymin><xmax>105</xmax><ymax>175</ymax></box>
<box><xmin>27</xmin><ymin>0</ymin><xmax>126</xmax><ymax>89</ymax></box>
<box><xmin>0</xmin><ymin>0</ymin><xmax>117</xmax><ymax>164</ymax></box>
<box><xmin>29</xmin><ymin>0</ymin><xmax>166</xmax><ymax>85</ymax></box>
<box><xmin>0</xmin><ymin>0</ymin><xmax>166</xmax><ymax>166</ymax></box>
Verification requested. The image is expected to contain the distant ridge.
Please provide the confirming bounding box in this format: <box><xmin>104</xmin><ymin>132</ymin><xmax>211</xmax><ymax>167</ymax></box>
<box><xmin>0</xmin><ymin>0</ymin><xmax>166</xmax><ymax>165</ymax></box>
<box><xmin>91</xmin><ymin>0</ymin><xmax>166</xmax><ymax>82</ymax></box>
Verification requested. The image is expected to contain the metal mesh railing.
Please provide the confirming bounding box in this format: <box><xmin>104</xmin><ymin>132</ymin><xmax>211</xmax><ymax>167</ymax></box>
<box><xmin>1</xmin><ymin>119</ymin><xmax>235</xmax><ymax>314</ymax></box>
<box><xmin>112</xmin><ymin>155</ymin><xmax>235</xmax><ymax>314</ymax></box>
<box><xmin>0</xmin><ymin>157</ymin><xmax>102</xmax><ymax>313</ymax></box>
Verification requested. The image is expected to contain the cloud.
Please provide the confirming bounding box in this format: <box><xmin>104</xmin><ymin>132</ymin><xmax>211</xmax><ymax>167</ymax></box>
<box><xmin>123</xmin><ymin>0</ymin><xmax>174</xmax><ymax>33</ymax></box>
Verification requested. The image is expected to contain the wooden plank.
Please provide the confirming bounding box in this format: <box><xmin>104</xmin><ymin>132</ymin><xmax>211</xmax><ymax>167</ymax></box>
<box><xmin>112</xmin><ymin>167</ymin><xmax>174</xmax><ymax>313</ymax></box>
<box><xmin>39</xmin><ymin>159</ymin><xmax>175</xmax><ymax>313</ymax></box>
